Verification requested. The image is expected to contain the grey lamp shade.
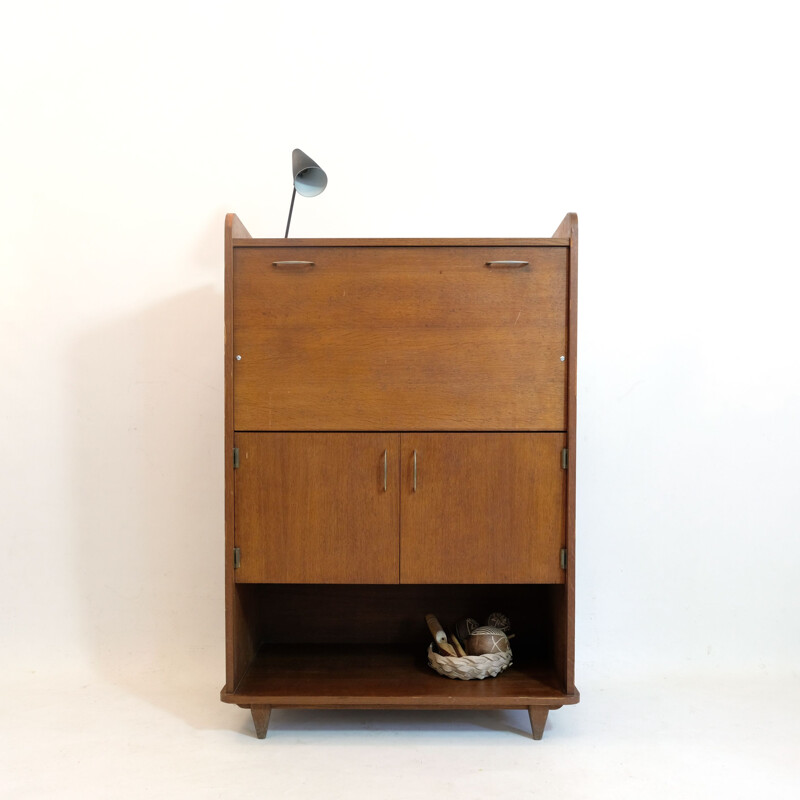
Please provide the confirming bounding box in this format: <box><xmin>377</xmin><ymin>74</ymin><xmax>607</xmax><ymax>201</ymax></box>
<box><xmin>292</xmin><ymin>149</ymin><xmax>327</xmax><ymax>197</ymax></box>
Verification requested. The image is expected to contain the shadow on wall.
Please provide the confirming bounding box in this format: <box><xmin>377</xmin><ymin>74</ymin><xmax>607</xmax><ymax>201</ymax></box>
<box><xmin>70</xmin><ymin>285</ymin><xmax>225</xmax><ymax>727</ymax></box>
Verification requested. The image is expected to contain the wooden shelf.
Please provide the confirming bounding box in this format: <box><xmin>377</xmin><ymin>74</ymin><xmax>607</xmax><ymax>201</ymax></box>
<box><xmin>221</xmin><ymin>644</ymin><xmax>579</xmax><ymax>709</ymax></box>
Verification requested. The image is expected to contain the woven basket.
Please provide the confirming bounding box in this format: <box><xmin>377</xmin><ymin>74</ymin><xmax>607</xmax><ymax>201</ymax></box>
<box><xmin>427</xmin><ymin>644</ymin><xmax>512</xmax><ymax>680</ymax></box>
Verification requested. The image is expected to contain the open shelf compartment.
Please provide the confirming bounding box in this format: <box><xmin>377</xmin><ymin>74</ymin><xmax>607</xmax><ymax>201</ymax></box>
<box><xmin>222</xmin><ymin>584</ymin><xmax>577</xmax><ymax>711</ymax></box>
<box><xmin>222</xmin><ymin>643</ymin><xmax>577</xmax><ymax>709</ymax></box>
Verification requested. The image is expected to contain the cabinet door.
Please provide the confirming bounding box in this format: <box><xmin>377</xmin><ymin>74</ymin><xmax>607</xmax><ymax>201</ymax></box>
<box><xmin>235</xmin><ymin>433</ymin><xmax>400</xmax><ymax>583</ymax></box>
<box><xmin>400</xmin><ymin>433</ymin><xmax>566</xmax><ymax>584</ymax></box>
<box><xmin>233</xmin><ymin>246</ymin><xmax>567</xmax><ymax>431</ymax></box>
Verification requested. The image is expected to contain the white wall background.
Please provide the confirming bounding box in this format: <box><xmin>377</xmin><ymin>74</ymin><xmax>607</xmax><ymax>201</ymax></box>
<box><xmin>1</xmin><ymin>0</ymin><xmax>799</xmax><ymax>751</ymax></box>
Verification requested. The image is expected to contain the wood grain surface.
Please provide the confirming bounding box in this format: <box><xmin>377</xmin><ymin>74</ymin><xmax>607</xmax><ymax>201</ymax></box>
<box><xmin>221</xmin><ymin>643</ymin><xmax>580</xmax><ymax>708</ymax></box>
<box><xmin>232</xmin><ymin>246</ymin><xmax>568</xmax><ymax>431</ymax></box>
<box><xmin>234</xmin><ymin>433</ymin><xmax>400</xmax><ymax>583</ymax></box>
<box><xmin>224</xmin><ymin>214</ymin><xmax>253</xmax><ymax>692</ymax></box>
<box><xmin>233</xmin><ymin>583</ymin><xmax>563</xmax><ymax>655</ymax></box>
<box><xmin>234</xmin><ymin>237</ymin><xmax>569</xmax><ymax>247</ymax></box>
<box><xmin>222</xmin><ymin>215</ymin><xmax>580</xmax><ymax>733</ymax></box>
<box><xmin>400</xmin><ymin>433</ymin><xmax>566</xmax><ymax>584</ymax></box>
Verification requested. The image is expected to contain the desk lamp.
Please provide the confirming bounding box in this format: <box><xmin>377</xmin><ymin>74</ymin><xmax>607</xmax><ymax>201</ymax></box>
<box><xmin>284</xmin><ymin>149</ymin><xmax>327</xmax><ymax>237</ymax></box>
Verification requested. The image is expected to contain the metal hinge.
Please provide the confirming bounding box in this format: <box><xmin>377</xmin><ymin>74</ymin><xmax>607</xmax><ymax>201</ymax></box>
<box><xmin>233</xmin><ymin>447</ymin><xmax>240</xmax><ymax>469</ymax></box>
<box><xmin>233</xmin><ymin>547</ymin><xmax>241</xmax><ymax>569</ymax></box>
<box><xmin>560</xmin><ymin>548</ymin><xmax>567</xmax><ymax>570</ymax></box>
<box><xmin>561</xmin><ymin>447</ymin><xmax>568</xmax><ymax>470</ymax></box>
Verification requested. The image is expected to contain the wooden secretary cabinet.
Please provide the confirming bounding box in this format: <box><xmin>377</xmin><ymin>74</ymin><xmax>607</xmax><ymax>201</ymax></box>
<box><xmin>221</xmin><ymin>213</ymin><xmax>579</xmax><ymax>740</ymax></box>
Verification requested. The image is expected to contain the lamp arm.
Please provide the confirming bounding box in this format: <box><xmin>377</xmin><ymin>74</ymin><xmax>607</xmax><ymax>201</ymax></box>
<box><xmin>284</xmin><ymin>186</ymin><xmax>297</xmax><ymax>238</ymax></box>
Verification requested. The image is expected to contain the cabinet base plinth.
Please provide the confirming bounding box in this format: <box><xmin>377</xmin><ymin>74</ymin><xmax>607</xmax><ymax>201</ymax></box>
<box><xmin>221</xmin><ymin>644</ymin><xmax>578</xmax><ymax>739</ymax></box>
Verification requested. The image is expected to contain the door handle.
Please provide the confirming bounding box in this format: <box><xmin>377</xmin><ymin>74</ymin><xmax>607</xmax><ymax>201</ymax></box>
<box><xmin>412</xmin><ymin>450</ymin><xmax>417</xmax><ymax>492</ymax></box>
<box><xmin>272</xmin><ymin>260</ymin><xmax>315</xmax><ymax>270</ymax></box>
<box><xmin>484</xmin><ymin>260</ymin><xmax>529</xmax><ymax>269</ymax></box>
<box><xmin>383</xmin><ymin>449</ymin><xmax>387</xmax><ymax>492</ymax></box>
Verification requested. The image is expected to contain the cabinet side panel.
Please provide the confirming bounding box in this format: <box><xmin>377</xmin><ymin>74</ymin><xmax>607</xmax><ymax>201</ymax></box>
<box><xmin>565</xmin><ymin>227</ymin><xmax>578</xmax><ymax>694</ymax></box>
<box><xmin>225</xmin><ymin>216</ymin><xmax>253</xmax><ymax>690</ymax></box>
<box><xmin>552</xmin><ymin>215</ymin><xmax>578</xmax><ymax>694</ymax></box>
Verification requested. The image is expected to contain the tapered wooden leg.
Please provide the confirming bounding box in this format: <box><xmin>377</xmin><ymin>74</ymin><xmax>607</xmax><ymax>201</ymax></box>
<box><xmin>528</xmin><ymin>706</ymin><xmax>549</xmax><ymax>740</ymax></box>
<box><xmin>251</xmin><ymin>705</ymin><xmax>271</xmax><ymax>739</ymax></box>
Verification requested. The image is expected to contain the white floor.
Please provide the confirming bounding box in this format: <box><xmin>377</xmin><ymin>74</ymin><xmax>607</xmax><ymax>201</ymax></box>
<box><xmin>2</xmin><ymin>667</ymin><xmax>798</xmax><ymax>799</ymax></box>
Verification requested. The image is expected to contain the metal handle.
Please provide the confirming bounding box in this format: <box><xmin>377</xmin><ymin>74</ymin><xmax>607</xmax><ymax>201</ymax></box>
<box><xmin>413</xmin><ymin>450</ymin><xmax>417</xmax><ymax>492</ymax></box>
<box><xmin>272</xmin><ymin>260</ymin><xmax>315</xmax><ymax>270</ymax></box>
<box><xmin>383</xmin><ymin>449</ymin><xmax>387</xmax><ymax>492</ymax></box>
<box><xmin>485</xmin><ymin>260</ymin><xmax>529</xmax><ymax>269</ymax></box>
